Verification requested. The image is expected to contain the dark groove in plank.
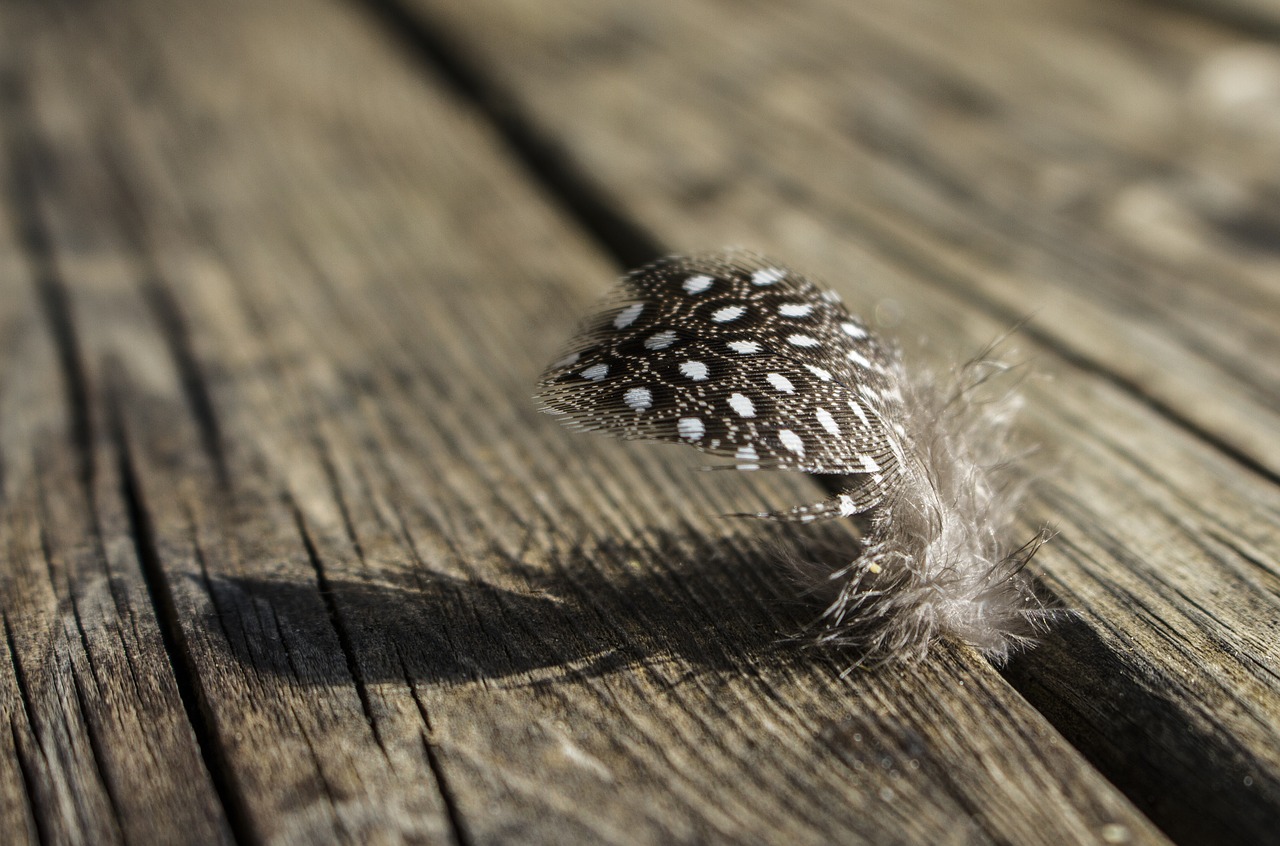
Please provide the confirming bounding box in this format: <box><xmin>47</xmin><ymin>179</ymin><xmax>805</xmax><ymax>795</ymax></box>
<box><xmin>4</xmin><ymin>140</ymin><xmax>95</xmax><ymax>498</ymax></box>
<box><xmin>1137</xmin><ymin>0</ymin><xmax>1280</xmax><ymax>40</ymax></box>
<box><xmin>36</xmin><ymin>522</ymin><xmax>59</xmax><ymax>599</ymax></box>
<box><xmin>3</xmin><ymin>614</ymin><xmax>42</xmax><ymax>751</ymax></box>
<box><xmin>138</xmin><ymin>277</ymin><xmax>230</xmax><ymax>488</ymax></box>
<box><xmin>1005</xmin><ymin>492</ymin><xmax>1280</xmax><ymax>846</ymax></box>
<box><xmin>356</xmin><ymin>0</ymin><xmax>666</xmax><ymax>268</ymax></box>
<box><xmin>288</xmin><ymin>500</ymin><xmax>387</xmax><ymax>754</ymax></box>
<box><xmin>313</xmin><ymin>435</ymin><xmax>367</xmax><ymax>566</ymax></box>
<box><xmin>1206</xmin><ymin>529</ymin><xmax>1280</xmax><ymax>586</ymax></box>
<box><xmin>420</xmin><ymin>731</ymin><xmax>473</xmax><ymax>846</ymax></box>
<box><xmin>1023</xmin><ymin>325</ymin><xmax>1279</xmax><ymax>492</ymax></box>
<box><xmin>187</xmin><ymin>507</ymin><xmax>243</xmax><ymax>663</ymax></box>
<box><xmin>8</xmin><ymin>718</ymin><xmax>45</xmax><ymax>846</ymax></box>
<box><xmin>1004</xmin><ymin>619</ymin><xmax>1276</xmax><ymax>846</ymax></box>
<box><xmin>68</xmin><ymin>666</ymin><xmax>126</xmax><ymax>837</ymax></box>
<box><xmin>4</xmin><ymin>613</ymin><xmax>47</xmax><ymax>846</ymax></box>
<box><xmin>293</xmin><ymin>727</ymin><xmax>351</xmax><ymax>843</ymax></box>
<box><xmin>69</xmin><ymin>598</ymin><xmax>105</xmax><ymax>696</ymax></box>
<box><xmin>778</xmin><ymin>172</ymin><xmax>1280</xmax><ymax>493</ymax></box>
<box><xmin>111</xmin><ymin>397</ymin><xmax>256</xmax><ymax>846</ymax></box>
<box><xmin>97</xmin><ymin>142</ymin><xmax>231</xmax><ymax>488</ymax></box>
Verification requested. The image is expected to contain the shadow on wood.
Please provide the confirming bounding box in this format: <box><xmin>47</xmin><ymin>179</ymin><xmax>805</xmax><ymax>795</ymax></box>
<box><xmin>203</xmin><ymin>531</ymin><xmax>838</xmax><ymax>688</ymax></box>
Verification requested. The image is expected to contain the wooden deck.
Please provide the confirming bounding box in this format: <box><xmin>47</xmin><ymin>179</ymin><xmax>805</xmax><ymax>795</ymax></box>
<box><xmin>2</xmin><ymin>0</ymin><xmax>1278</xmax><ymax>843</ymax></box>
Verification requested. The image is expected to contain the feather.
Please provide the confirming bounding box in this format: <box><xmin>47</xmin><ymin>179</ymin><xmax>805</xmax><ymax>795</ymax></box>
<box><xmin>537</xmin><ymin>250</ymin><xmax>1060</xmax><ymax>665</ymax></box>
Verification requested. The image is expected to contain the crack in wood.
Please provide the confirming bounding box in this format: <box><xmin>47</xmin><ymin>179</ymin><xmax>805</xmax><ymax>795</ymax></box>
<box><xmin>1137</xmin><ymin>0</ymin><xmax>1280</xmax><ymax>39</ymax></box>
<box><xmin>95</xmin><ymin>141</ymin><xmax>231</xmax><ymax>489</ymax></box>
<box><xmin>356</xmin><ymin>0</ymin><xmax>666</xmax><ymax>268</ymax></box>
<box><xmin>4</xmin><ymin>610</ymin><xmax>56</xmax><ymax>846</ymax></box>
<box><xmin>8</xmin><ymin>717</ymin><xmax>45</xmax><ymax>846</ymax></box>
<box><xmin>4</xmin><ymin>144</ymin><xmax>95</xmax><ymax>501</ymax></box>
<box><xmin>67</xmin><ymin>664</ymin><xmax>126</xmax><ymax>837</ymax></box>
<box><xmin>289</xmin><ymin>497</ymin><xmax>389</xmax><ymax>756</ymax></box>
<box><xmin>3</xmin><ymin>613</ymin><xmax>43</xmax><ymax>757</ymax></box>
<box><xmin>420</xmin><ymin>732</ymin><xmax>474</xmax><ymax>846</ymax></box>
<box><xmin>776</xmin><ymin>171</ymin><xmax>1280</xmax><ymax>493</ymax></box>
<box><xmin>112</xmin><ymin>402</ymin><xmax>257</xmax><ymax>845</ymax></box>
<box><xmin>1005</xmin><ymin>616</ymin><xmax>1280</xmax><ymax>846</ymax></box>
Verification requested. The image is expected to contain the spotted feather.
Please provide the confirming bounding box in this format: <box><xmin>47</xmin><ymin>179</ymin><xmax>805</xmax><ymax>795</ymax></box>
<box><xmin>537</xmin><ymin>250</ymin><xmax>1057</xmax><ymax>664</ymax></box>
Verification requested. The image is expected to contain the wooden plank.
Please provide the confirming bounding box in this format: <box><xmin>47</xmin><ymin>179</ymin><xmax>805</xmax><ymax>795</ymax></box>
<box><xmin>6</xmin><ymin>2</ymin><xmax>465</xmax><ymax>842</ymax></box>
<box><xmin>0</xmin><ymin>8</ymin><xmax>236</xmax><ymax>843</ymax></box>
<box><xmin>1</xmin><ymin>0</ymin><xmax>1167</xmax><ymax>842</ymax></box>
<box><xmin>398</xmin><ymin>0</ymin><xmax>1280</xmax><ymax>842</ymax></box>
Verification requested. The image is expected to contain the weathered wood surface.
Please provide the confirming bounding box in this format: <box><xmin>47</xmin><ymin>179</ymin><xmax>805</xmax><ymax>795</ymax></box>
<box><xmin>0</xmin><ymin>0</ymin><xmax>1275</xmax><ymax>844</ymax></box>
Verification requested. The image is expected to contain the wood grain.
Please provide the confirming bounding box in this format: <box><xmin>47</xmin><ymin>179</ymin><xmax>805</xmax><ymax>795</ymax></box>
<box><xmin>0</xmin><ymin>0</ymin><xmax>1275</xmax><ymax>843</ymax></box>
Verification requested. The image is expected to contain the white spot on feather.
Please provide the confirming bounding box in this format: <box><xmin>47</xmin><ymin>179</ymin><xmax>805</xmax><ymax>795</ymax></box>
<box><xmin>787</xmin><ymin>333</ymin><xmax>820</xmax><ymax>348</ymax></box>
<box><xmin>580</xmin><ymin>363</ymin><xmax>609</xmax><ymax>381</ymax></box>
<box><xmin>711</xmin><ymin>305</ymin><xmax>747</xmax><ymax>323</ymax></box>
<box><xmin>727</xmin><ymin>340</ymin><xmax>762</xmax><ymax>354</ymax></box>
<box><xmin>679</xmin><ymin>360</ymin><xmax>709</xmax><ymax>380</ymax></box>
<box><xmin>624</xmin><ymin>387</ymin><xmax>653</xmax><ymax>411</ymax></box>
<box><xmin>816</xmin><ymin>408</ymin><xmax>840</xmax><ymax>436</ymax></box>
<box><xmin>683</xmin><ymin>274</ymin><xmax>714</xmax><ymax>294</ymax></box>
<box><xmin>728</xmin><ymin>393</ymin><xmax>756</xmax><ymax>418</ymax></box>
<box><xmin>677</xmin><ymin>417</ymin><xmax>705</xmax><ymax>440</ymax></box>
<box><xmin>765</xmin><ymin>372</ymin><xmax>795</xmax><ymax>393</ymax></box>
<box><xmin>778</xmin><ymin>302</ymin><xmax>814</xmax><ymax>317</ymax></box>
<box><xmin>778</xmin><ymin>429</ymin><xmax>805</xmax><ymax>456</ymax></box>
<box><xmin>751</xmin><ymin>267</ymin><xmax>785</xmax><ymax>286</ymax></box>
<box><xmin>614</xmin><ymin>303</ymin><xmax>643</xmax><ymax>329</ymax></box>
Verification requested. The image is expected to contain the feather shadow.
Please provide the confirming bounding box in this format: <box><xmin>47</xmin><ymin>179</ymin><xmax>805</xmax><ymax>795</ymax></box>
<box><xmin>198</xmin><ymin>525</ymin><xmax>857</xmax><ymax>687</ymax></box>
